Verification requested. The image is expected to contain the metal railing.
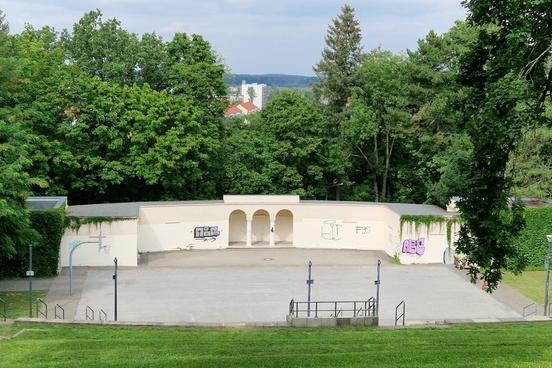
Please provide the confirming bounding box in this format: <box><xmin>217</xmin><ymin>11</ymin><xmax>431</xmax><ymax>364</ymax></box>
<box><xmin>85</xmin><ymin>306</ymin><xmax>94</xmax><ymax>320</ymax></box>
<box><xmin>36</xmin><ymin>299</ymin><xmax>48</xmax><ymax>319</ymax></box>
<box><xmin>99</xmin><ymin>309</ymin><xmax>107</xmax><ymax>321</ymax></box>
<box><xmin>289</xmin><ymin>298</ymin><xmax>377</xmax><ymax>318</ymax></box>
<box><xmin>395</xmin><ymin>300</ymin><xmax>405</xmax><ymax>326</ymax></box>
<box><xmin>523</xmin><ymin>303</ymin><xmax>537</xmax><ymax>317</ymax></box>
<box><xmin>55</xmin><ymin>304</ymin><xmax>65</xmax><ymax>320</ymax></box>
<box><xmin>0</xmin><ymin>298</ymin><xmax>6</xmax><ymax>322</ymax></box>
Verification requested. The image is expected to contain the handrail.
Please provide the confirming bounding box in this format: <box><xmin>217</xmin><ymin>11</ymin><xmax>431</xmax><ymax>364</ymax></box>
<box><xmin>0</xmin><ymin>298</ymin><xmax>6</xmax><ymax>322</ymax></box>
<box><xmin>85</xmin><ymin>306</ymin><xmax>94</xmax><ymax>320</ymax></box>
<box><xmin>523</xmin><ymin>303</ymin><xmax>537</xmax><ymax>317</ymax></box>
<box><xmin>367</xmin><ymin>297</ymin><xmax>376</xmax><ymax>316</ymax></box>
<box><xmin>290</xmin><ymin>299</ymin><xmax>376</xmax><ymax>318</ymax></box>
<box><xmin>36</xmin><ymin>298</ymin><xmax>48</xmax><ymax>319</ymax></box>
<box><xmin>395</xmin><ymin>300</ymin><xmax>405</xmax><ymax>326</ymax></box>
<box><xmin>99</xmin><ymin>309</ymin><xmax>107</xmax><ymax>321</ymax></box>
<box><xmin>55</xmin><ymin>304</ymin><xmax>65</xmax><ymax>320</ymax></box>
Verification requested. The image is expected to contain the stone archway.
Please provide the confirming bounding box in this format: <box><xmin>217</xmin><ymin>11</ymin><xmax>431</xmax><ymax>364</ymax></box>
<box><xmin>251</xmin><ymin>209</ymin><xmax>270</xmax><ymax>246</ymax></box>
<box><xmin>275</xmin><ymin>209</ymin><xmax>293</xmax><ymax>247</ymax></box>
<box><xmin>228</xmin><ymin>210</ymin><xmax>247</xmax><ymax>247</ymax></box>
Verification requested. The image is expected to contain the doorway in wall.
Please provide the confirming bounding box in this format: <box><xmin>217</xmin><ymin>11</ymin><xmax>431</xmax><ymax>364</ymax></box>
<box><xmin>251</xmin><ymin>209</ymin><xmax>270</xmax><ymax>246</ymax></box>
<box><xmin>229</xmin><ymin>210</ymin><xmax>246</xmax><ymax>246</ymax></box>
<box><xmin>275</xmin><ymin>209</ymin><xmax>293</xmax><ymax>247</ymax></box>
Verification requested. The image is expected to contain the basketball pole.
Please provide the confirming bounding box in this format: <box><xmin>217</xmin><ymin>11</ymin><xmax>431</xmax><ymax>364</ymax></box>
<box><xmin>68</xmin><ymin>225</ymin><xmax>106</xmax><ymax>295</ymax></box>
<box><xmin>28</xmin><ymin>245</ymin><xmax>33</xmax><ymax>318</ymax></box>
<box><xmin>375</xmin><ymin>259</ymin><xmax>381</xmax><ymax>316</ymax></box>
<box><xmin>306</xmin><ymin>261</ymin><xmax>313</xmax><ymax>317</ymax></box>
<box><xmin>113</xmin><ymin>257</ymin><xmax>118</xmax><ymax>321</ymax></box>
<box><xmin>544</xmin><ymin>235</ymin><xmax>552</xmax><ymax>316</ymax></box>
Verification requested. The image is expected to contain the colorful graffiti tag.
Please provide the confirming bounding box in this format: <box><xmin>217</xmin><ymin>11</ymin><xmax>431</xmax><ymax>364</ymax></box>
<box><xmin>402</xmin><ymin>238</ymin><xmax>425</xmax><ymax>256</ymax></box>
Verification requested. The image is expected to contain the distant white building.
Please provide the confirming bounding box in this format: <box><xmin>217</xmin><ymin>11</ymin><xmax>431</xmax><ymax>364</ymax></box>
<box><xmin>240</xmin><ymin>81</ymin><xmax>268</xmax><ymax>109</ymax></box>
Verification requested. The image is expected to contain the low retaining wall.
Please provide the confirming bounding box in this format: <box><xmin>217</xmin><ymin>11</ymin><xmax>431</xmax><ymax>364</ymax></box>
<box><xmin>286</xmin><ymin>315</ymin><xmax>378</xmax><ymax>327</ymax></box>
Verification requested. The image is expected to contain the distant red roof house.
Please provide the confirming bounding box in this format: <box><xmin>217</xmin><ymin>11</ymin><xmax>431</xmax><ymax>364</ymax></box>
<box><xmin>238</xmin><ymin>101</ymin><xmax>259</xmax><ymax>113</ymax></box>
<box><xmin>225</xmin><ymin>105</ymin><xmax>243</xmax><ymax>117</ymax></box>
<box><xmin>224</xmin><ymin>101</ymin><xmax>259</xmax><ymax>117</ymax></box>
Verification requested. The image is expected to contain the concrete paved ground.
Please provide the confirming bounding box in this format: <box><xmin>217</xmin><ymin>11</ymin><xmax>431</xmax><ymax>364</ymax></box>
<box><xmin>139</xmin><ymin>248</ymin><xmax>392</xmax><ymax>267</ymax></box>
<box><xmin>59</xmin><ymin>249</ymin><xmax>522</xmax><ymax>325</ymax></box>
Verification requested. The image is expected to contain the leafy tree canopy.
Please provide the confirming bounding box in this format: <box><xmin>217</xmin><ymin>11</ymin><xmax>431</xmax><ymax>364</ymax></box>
<box><xmin>455</xmin><ymin>0</ymin><xmax>552</xmax><ymax>289</ymax></box>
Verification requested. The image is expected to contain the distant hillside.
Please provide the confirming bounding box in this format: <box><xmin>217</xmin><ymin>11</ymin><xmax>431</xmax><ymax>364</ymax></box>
<box><xmin>225</xmin><ymin>74</ymin><xmax>319</xmax><ymax>88</ymax></box>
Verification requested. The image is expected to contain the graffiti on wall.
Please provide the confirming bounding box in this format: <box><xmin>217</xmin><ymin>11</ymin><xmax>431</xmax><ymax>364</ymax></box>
<box><xmin>402</xmin><ymin>238</ymin><xmax>425</xmax><ymax>256</ymax></box>
<box><xmin>321</xmin><ymin>220</ymin><xmax>341</xmax><ymax>240</ymax></box>
<box><xmin>355</xmin><ymin>226</ymin><xmax>371</xmax><ymax>235</ymax></box>
<box><xmin>321</xmin><ymin>221</ymin><xmax>372</xmax><ymax>240</ymax></box>
<box><xmin>194</xmin><ymin>226</ymin><xmax>220</xmax><ymax>242</ymax></box>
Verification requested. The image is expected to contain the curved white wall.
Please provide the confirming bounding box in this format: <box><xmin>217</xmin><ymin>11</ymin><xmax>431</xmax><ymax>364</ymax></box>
<box><xmin>59</xmin><ymin>198</ymin><xmax>453</xmax><ymax>266</ymax></box>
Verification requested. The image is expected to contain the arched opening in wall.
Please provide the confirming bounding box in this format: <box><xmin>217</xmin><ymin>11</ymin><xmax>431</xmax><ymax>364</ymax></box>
<box><xmin>252</xmin><ymin>209</ymin><xmax>270</xmax><ymax>247</ymax></box>
<box><xmin>229</xmin><ymin>210</ymin><xmax>247</xmax><ymax>247</ymax></box>
<box><xmin>275</xmin><ymin>209</ymin><xmax>293</xmax><ymax>247</ymax></box>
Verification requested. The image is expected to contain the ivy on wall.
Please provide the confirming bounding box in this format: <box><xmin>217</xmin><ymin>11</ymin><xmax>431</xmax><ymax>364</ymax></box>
<box><xmin>400</xmin><ymin>215</ymin><xmax>461</xmax><ymax>247</ymax></box>
<box><xmin>66</xmin><ymin>216</ymin><xmax>137</xmax><ymax>232</ymax></box>
<box><xmin>401</xmin><ymin>207</ymin><xmax>552</xmax><ymax>265</ymax></box>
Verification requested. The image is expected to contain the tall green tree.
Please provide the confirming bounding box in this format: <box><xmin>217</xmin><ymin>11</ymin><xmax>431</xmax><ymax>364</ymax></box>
<box><xmin>7</xmin><ymin>25</ymin><xmax>75</xmax><ymax>196</ymax></box>
<box><xmin>313</xmin><ymin>4</ymin><xmax>364</xmax><ymax>200</ymax></box>
<box><xmin>166</xmin><ymin>33</ymin><xmax>227</xmax><ymax>110</ymax></box>
<box><xmin>259</xmin><ymin>91</ymin><xmax>324</xmax><ymax>197</ymax></box>
<box><xmin>224</xmin><ymin>92</ymin><xmax>324</xmax><ymax>197</ymax></box>
<box><xmin>0</xmin><ymin>121</ymin><xmax>37</xmax><ymax>257</ymax></box>
<box><xmin>0</xmin><ymin>13</ymin><xmax>36</xmax><ymax>256</ymax></box>
<box><xmin>313</xmin><ymin>4</ymin><xmax>364</xmax><ymax>111</ymax></box>
<box><xmin>402</xmin><ymin>21</ymin><xmax>477</xmax><ymax>205</ymax></box>
<box><xmin>456</xmin><ymin>0</ymin><xmax>552</xmax><ymax>289</ymax></box>
<box><xmin>61</xmin><ymin>10</ymin><xmax>140</xmax><ymax>85</ymax></box>
<box><xmin>136</xmin><ymin>32</ymin><xmax>169</xmax><ymax>89</ymax></box>
<box><xmin>347</xmin><ymin>50</ymin><xmax>414</xmax><ymax>202</ymax></box>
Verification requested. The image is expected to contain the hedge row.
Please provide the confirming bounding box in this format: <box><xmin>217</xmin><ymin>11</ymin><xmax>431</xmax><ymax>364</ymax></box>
<box><xmin>515</xmin><ymin>207</ymin><xmax>552</xmax><ymax>269</ymax></box>
<box><xmin>0</xmin><ymin>208</ymin><xmax>66</xmax><ymax>278</ymax></box>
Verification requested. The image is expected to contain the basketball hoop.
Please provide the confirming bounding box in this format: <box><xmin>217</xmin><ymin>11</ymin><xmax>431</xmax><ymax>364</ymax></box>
<box><xmin>68</xmin><ymin>223</ymin><xmax>109</xmax><ymax>295</ymax></box>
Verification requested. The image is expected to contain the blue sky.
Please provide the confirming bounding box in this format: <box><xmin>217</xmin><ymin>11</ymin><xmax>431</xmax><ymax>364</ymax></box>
<box><xmin>0</xmin><ymin>0</ymin><xmax>466</xmax><ymax>75</ymax></box>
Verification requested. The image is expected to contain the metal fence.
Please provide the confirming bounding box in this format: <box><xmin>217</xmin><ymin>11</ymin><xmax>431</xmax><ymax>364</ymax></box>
<box><xmin>85</xmin><ymin>306</ymin><xmax>95</xmax><ymax>320</ymax></box>
<box><xmin>288</xmin><ymin>298</ymin><xmax>376</xmax><ymax>318</ymax></box>
<box><xmin>36</xmin><ymin>299</ymin><xmax>48</xmax><ymax>319</ymax></box>
<box><xmin>55</xmin><ymin>304</ymin><xmax>65</xmax><ymax>320</ymax></box>
<box><xmin>523</xmin><ymin>303</ymin><xmax>537</xmax><ymax>317</ymax></box>
<box><xmin>395</xmin><ymin>300</ymin><xmax>405</xmax><ymax>326</ymax></box>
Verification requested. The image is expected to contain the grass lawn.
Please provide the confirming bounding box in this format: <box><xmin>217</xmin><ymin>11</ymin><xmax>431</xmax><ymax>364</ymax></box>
<box><xmin>502</xmin><ymin>271</ymin><xmax>551</xmax><ymax>305</ymax></box>
<box><xmin>1</xmin><ymin>322</ymin><xmax>552</xmax><ymax>367</ymax></box>
<box><xmin>0</xmin><ymin>290</ymin><xmax>47</xmax><ymax>320</ymax></box>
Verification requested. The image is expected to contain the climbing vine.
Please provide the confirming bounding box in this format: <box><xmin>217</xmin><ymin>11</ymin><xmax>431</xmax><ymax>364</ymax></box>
<box><xmin>400</xmin><ymin>215</ymin><xmax>461</xmax><ymax>247</ymax></box>
<box><xmin>66</xmin><ymin>216</ymin><xmax>137</xmax><ymax>231</ymax></box>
